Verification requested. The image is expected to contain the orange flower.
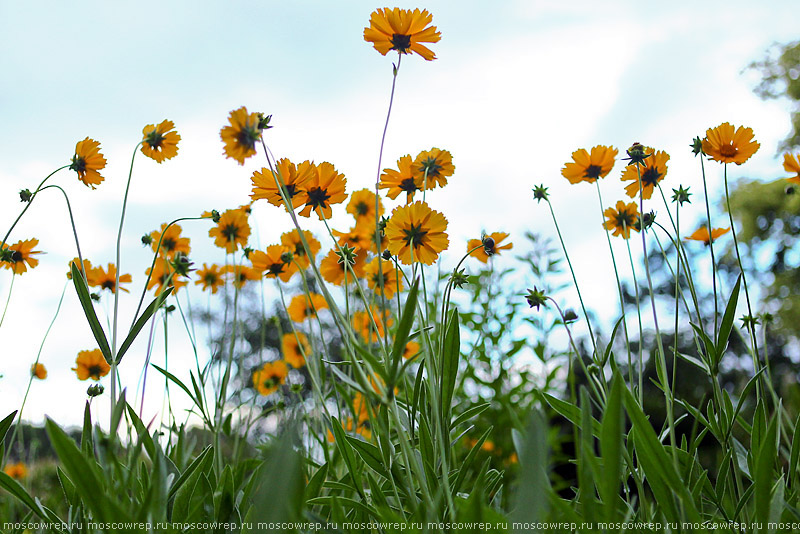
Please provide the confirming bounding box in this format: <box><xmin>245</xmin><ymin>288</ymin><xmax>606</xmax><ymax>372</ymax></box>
<box><xmin>209</xmin><ymin>208</ymin><xmax>251</xmax><ymax>253</ymax></box>
<box><xmin>298</xmin><ymin>162</ymin><xmax>348</xmax><ymax>220</ymax></box>
<box><xmin>31</xmin><ymin>363</ymin><xmax>47</xmax><ymax>379</ymax></box>
<box><xmin>1</xmin><ymin>238</ymin><xmax>42</xmax><ymax>275</ymax></box>
<box><xmin>603</xmin><ymin>201</ymin><xmax>640</xmax><ymax>239</ymax></box>
<box><xmin>702</xmin><ymin>123</ymin><xmax>760</xmax><ymax>165</ymax></box>
<box><xmin>384</xmin><ymin>201</ymin><xmax>449</xmax><ymax>265</ymax></box>
<box><xmin>467</xmin><ymin>232</ymin><xmax>512</xmax><ymax>263</ymax></box>
<box><xmin>320</xmin><ymin>246</ymin><xmax>367</xmax><ymax>285</ymax></box>
<box><xmin>72</xmin><ymin>349</ymin><xmax>110</xmax><ymax>381</ymax></box>
<box><xmin>620</xmin><ymin>147</ymin><xmax>670</xmax><ymax>200</ymax></box>
<box><xmin>90</xmin><ymin>263</ymin><xmax>132</xmax><ymax>293</ymax></box>
<box><xmin>379</xmin><ymin>155</ymin><xmax>423</xmax><ymax>203</ymax></box>
<box><xmin>347</xmin><ymin>189</ymin><xmax>384</xmax><ymax>222</ymax></box>
<box><xmin>282</xmin><ymin>332</ymin><xmax>310</xmax><ymax>368</ymax></box>
<box><xmin>364</xmin><ymin>8</ymin><xmax>441</xmax><ymax>61</ymax></box>
<box><xmin>250</xmin><ymin>244</ymin><xmax>297</xmax><ymax>283</ymax></box>
<box><xmin>3</xmin><ymin>462</ymin><xmax>27</xmax><ymax>480</ymax></box>
<box><xmin>69</xmin><ymin>137</ymin><xmax>106</xmax><ymax>188</ymax></box>
<box><xmin>413</xmin><ymin>148</ymin><xmax>455</xmax><ymax>190</ymax></box>
<box><xmin>352</xmin><ymin>306</ymin><xmax>393</xmax><ymax>343</ymax></box>
<box><xmin>220</xmin><ymin>106</ymin><xmax>262</xmax><ymax>165</ymax></box>
<box><xmin>561</xmin><ymin>145</ymin><xmax>618</xmax><ymax>184</ymax></box>
<box><xmin>225</xmin><ymin>264</ymin><xmax>261</xmax><ymax>289</ymax></box>
<box><xmin>195</xmin><ymin>263</ymin><xmax>225</xmax><ymax>294</ymax></box>
<box><xmin>783</xmin><ymin>153</ymin><xmax>800</xmax><ymax>184</ymax></box>
<box><xmin>145</xmin><ymin>257</ymin><xmax>188</xmax><ymax>294</ymax></box>
<box><xmin>280</xmin><ymin>229</ymin><xmax>321</xmax><ymax>270</ymax></box>
<box><xmin>251</xmin><ymin>159</ymin><xmax>314</xmax><ymax>210</ymax></box>
<box><xmin>67</xmin><ymin>257</ymin><xmax>93</xmax><ymax>282</ymax></box>
<box><xmin>150</xmin><ymin>223</ymin><xmax>191</xmax><ymax>259</ymax></box>
<box><xmin>287</xmin><ymin>293</ymin><xmax>328</xmax><ymax>323</ymax></box>
<box><xmin>364</xmin><ymin>256</ymin><xmax>404</xmax><ymax>299</ymax></box>
<box><xmin>685</xmin><ymin>226</ymin><xmax>730</xmax><ymax>246</ymax></box>
<box><xmin>252</xmin><ymin>360</ymin><xmax>288</xmax><ymax>396</ymax></box>
<box><xmin>402</xmin><ymin>340</ymin><xmax>421</xmax><ymax>360</ymax></box>
<box><xmin>141</xmin><ymin>120</ymin><xmax>180</xmax><ymax>162</ymax></box>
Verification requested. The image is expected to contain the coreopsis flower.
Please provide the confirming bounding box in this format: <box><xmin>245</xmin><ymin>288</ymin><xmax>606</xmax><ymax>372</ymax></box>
<box><xmin>561</xmin><ymin>145</ymin><xmax>618</xmax><ymax>184</ymax></box>
<box><xmin>603</xmin><ymin>201</ymin><xmax>640</xmax><ymax>239</ymax></box>
<box><xmin>364</xmin><ymin>256</ymin><xmax>404</xmax><ymax>299</ymax></box>
<box><xmin>150</xmin><ymin>223</ymin><xmax>191</xmax><ymax>259</ymax></box>
<box><xmin>145</xmin><ymin>257</ymin><xmax>188</xmax><ymax>294</ymax></box>
<box><xmin>31</xmin><ymin>363</ymin><xmax>47</xmax><ymax>379</ymax></box>
<box><xmin>783</xmin><ymin>153</ymin><xmax>800</xmax><ymax>184</ymax></box>
<box><xmin>385</xmin><ymin>201</ymin><xmax>449</xmax><ymax>265</ymax></box>
<box><xmin>320</xmin><ymin>246</ymin><xmax>367</xmax><ymax>285</ymax></box>
<box><xmin>685</xmin><ymin>226</ymin><xmax>730</xmax><ymax>246</ymax></box>
<box><xmin>195</xmin><ymin>263</ymin><xmax>225</xmax><ymax>293</ymax></box>
<box><xmin>67</xmin><ymin>257</ymin><xmax>94</xmax><ymax>282</ymax></box>
<box><xmin>620</xmin><ymin>147</ymin><xmax>670</xmax><ymax>200</ymax></box>
<box><xmin>250</xmin><ymin>244</ymin><xmax>297</xmax><ymax>283</ymax></box>
<box><xmin>298</xmin><ymin>162</ymin><xmax>347</xmax><ymax>219</ymax></box>
<box><xmin>332</xmin><ymin>225</ymin><xmax>374</xmax><ymax>250</ymax></box>
<box><xmin>209</xmin><ymin>208</ymin><xmax>251</xmax><ymax>253</ymax></box>
<box><xmin>72</xmin><ymin>349</ymin><xmax>110</xmax><ymax>381</ymax></box>
<box><xmin>251</xmin><ymin>159</ymin><xmax>314</xmax><ymax>210</ymax></box>
<box><xmin>352</xmin><ymin>392</ymin><xmax>371</xmax><ymax>424</ymax></box>
<box><xmin>252</xmin><ymin>360</ymin><xmax>288</xmax><ymax>396</ymax></box>
<box><xmin>0</xmin><ymin>238</ymin><xmax>42</xmax><ymax>275</ymax></box>
<box><xmin>280</xmin><ymin>229</ymin><xmax>321</xmax><ymax>270</ymax></box>
<box><xmin>379</xmin><ymin>155</ymin><xmax>423</xmax><ymax>203</ymax></box>
<box><xmin>69</xmin><ymin>137</ymin><xmax>106</xmax><ymax>189</ymax></box>
<box><xmin>352</xmin><ymin>306</ymin><xmax>393</xmax><ymax>344</ymax></box>
<box><xmin>287</xmin><ymin>293</ymin><xmax>328</xmax><ymax>323</ymax></box>
<box><xmin>702</xmin><ymin>123</ymin><xmax>760</xmax><ymax>165</ymax></box>
<box><xmin>413</xmin><ymin>148</ymin><xmax>455</xmax><ymax>189</ymax></box>
<box><xmin>225</xmin><ymin>264</ymin><xmax>261</xmax><ymax>289</ymax></box>
<box><xmin>363</xmin><ymin>8</ymin><xmax>441</xmax><ymax>61</ymax></box>
<box><xmin>282</xmin><ymin>332</ymin><xmax>310</xmax><ymax>368</ymax></box>
<box><xmin>467</xmin><ymin>232</ymin><xmax>512</xmax><ymax>263</ymax></box>
<box><xmin>326</xmin><ymin>417</ymin><xmax>372</xmax><ymax>442</ymax></box>
<box><xmin>220</xmin><ymin>106</ymin><xmax>262</xmax><ymax>165</ymax></box>
<box><xmin>347</xmin><ymin>189</ymin><xmax>384</xmax><ymax>222</ymax></box>
<box><xmin>3</xmin><ymin>462</ymin><xmax>27</xmax><ymax>480</ymax></box>
<box><xmin>141</xmin><ymin>120</ymin><xmax>180</xmax><ymax>163</ymax></box>
<box><xmin>402</xmin><ymin>340</ymin><xmax>421</xmax><ymax>360</ymax></box>
<box><xmin>91</xmin><ymin>263</ymin><xmax>132</xmax><ymax>293</ymax></box>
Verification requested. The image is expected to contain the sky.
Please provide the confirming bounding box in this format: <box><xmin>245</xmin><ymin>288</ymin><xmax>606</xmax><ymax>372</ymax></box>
<box><xmin>0</xmin><ymin>0</ymin><xmax>798</xmax><ymax>429</ymax></box>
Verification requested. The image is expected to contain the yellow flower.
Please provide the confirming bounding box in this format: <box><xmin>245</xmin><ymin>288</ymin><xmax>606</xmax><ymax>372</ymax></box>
<box><xmin>413</xmin><ymin>148</ymin><xmax>455</xmax><ymax>190</ymax></box>
<box><xmin>620</xmin><ymin>147</ymin><xmax>670</xmax><ymax>200</ymax></box>
<box><xmin>320</xmin><ymin>246</ymin><xmax>366</xmax><ymax>285</ymax></box>
<box><xmin>90</xmin><ymin>263</ymin><xmax>132</xmax><ymax>293</ymax></box>
<box><xmin>150</xmin><ymin>223</ymin><xmax>191</xmax><ymax>259</ymax></box>
<box><xmin>364</xmin><ymin>256</ymin><xmax>404</xmax><ymax>299</ymax></box>
<box><xmin>209</xmin><ymin>208</ymin><xmax>251</xmax><ymax>253</ymax></box>
<box><xmin>141</xmin><ymin>120</ymin><xmax>180</xmax><ymax>163</ymax></box>
<box><xmin>67</xmin><ymin>257</ymin><xmax>93</xmax><ymax>281</ymax></box>
<box><xmin>195</xmin><ymin>263</ymin><xmax>225</xmax><ymax>293</ymax></box>
<box><xmin>332</xmin><ymin>225</ymin><xmax>374</xmax><ymax>251</ymax></box>
<box><xmin>250</xmin><ymin>244</ymin><xmax>297</xmax><ymax>283</ymax></box>
<box><xmin>69</xmin><ymin>137</ymin><xmax>106</xmax><ymax>189</ymax></box>
<box><xmin>385</xmin><ymin>201</ymin><xmax>449</xmax><ymax>265</ymax></box>
<box><xmin>603</xmin><ymin>201</ymin><xmax>640</xmax><ymax>239</ymax></box>
<box><xmin>1</xmin><ymin>238</ymin><xmax>42</xmax><ymax>275</ymax></box>
<box><xmin>347</xmin><ymin>189</ymin><xmax>384</xmax><ymax>222</ymax></box>
<box><xmin>685</xmin><ymin>226</ymin><xmax>730</xmax><ymax>246</ymax></box>
<box><xmin>252</xmin><ymin>360</ymin><xmax>288</xmax><ymax>396</ymax></box>
<box><xmin>72</xmin><ymin>349</ymin><xmax>110</xmax><ymax>381</ymax></box>
<box><xmin>251</xmin><ymin>159</ymin><xmax>315</xmax><ymax>210</ymax></box>
<box><xmin>783</xmin><ymin>153</ymin><xmax>800</xmax><ymax>184</ymax></box>
<box><xmin>280</xmin><ymin>229</ymin><xmax>321</xmax><ymax>270</ymax></box>
<box><xmin>3</xmin><ymin>462</ymin><xmax>27</xmax><ymax>480</ymax></box>
<box><xmin>561</xmin><ymin>145</ymin><xmax>618</xmax><ymax>184</ymax></box>
<box><xmin>352</xmin><ymin>306</ymin><xmax>393</xmax><ymax>343</ymax></box>
<box><xmin>220</xmin><ymin>106</ymin><xmax>262</xmax><ymax>165</ymax></box>
<box><xmin>379</xmin><ymin>155</ymin><xmax>423</xmax><ymax>203</ymax></box>
<box><xmin>145</xmin><ymin>257</ymin><xmax>188</xmax><ymax>294</ymax></box>
<box><xmin>287</xmin><ymin>293</ymin><xmax>328</xmax><ymax>323</ymax></box>
<box><xmin>352</xmin><ymin>392</ymin><xmax>371</xmax><ymax>424</ymax></box>
<box><xmin>363</xmin><ymin>8</ymin><xmax>441</xmax><ymax>61</ymax></box>
<box><xmin>467</xmin><ymin>232</ymin><xmax>512</xmax><ymax>263</ymax></box>
<box><xmin>298</xmin><ymin>162</ymin><xmax>348</xmax><ymax>219</ymax></box>
<box><xmin>225</xmin><ymin>264</ymin><xmax>261</xmax><ymax>289</ymax></box>
<box><xmin>31</xmin><ymin>363</ymin><xmax>47</xmax><ymax>379</ymax></box>
<box><xmin>282</xmin><ymin>332</ymin><xmax>310</xmax><ymax>369</ymax></box>
<box><xmin>702</xmin><ymin>123</ymin><xmax>760</xmax><ymax>165</ymax></box>
<box><xmin>402</xmin><ymin>340</ymin><xmax>421</xmax><ymax>360</ymax></box>
<box><xmin>327</xmin><ymin>417</ymin><xmax>372</xmax><ymax>442</ymax></box>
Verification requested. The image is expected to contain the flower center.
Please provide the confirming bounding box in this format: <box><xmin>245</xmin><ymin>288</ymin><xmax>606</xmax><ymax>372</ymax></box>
<box><xmin>356</xmin><ymin>202</ymin><xmax>369</xmax><ymax>216</ymax></box>
<box><xmin>419</xmin><ymin>157</ymin><xmax>442</xmax><ymax>177</ymax></box>
<box><xmin>204</xmin><ymin>273</ymin><xmax>218</xmax><ymax>285</ymax></box>
<box><xmin>101</xmin><ymin>280</ymin><xmax>115</xmax><ymax>291</ymax></box>
<box><xmin>88</xmin><ymin>365</ymin><xmax>103</xmax><ymax>378</ymax></box>
<box><xmin>237</xmin><ymin>125</ymin><xmax>261</xmax><ymax>151</ymax></box>
<box><xmin>11</xmin><ymin>250</ymin><xmax>23</xmax><ymax>263</ymax></box>
<box><xmin>719</xmin><ymin>144</ymin><xmax>737</xmax><ymax>158</ymax></box>
<box><xmin>306</xmin><ymin>187</ymin><xmax>331</xmax><ymax>209</ymax></box>
<box><xmin>267</xmin><ymin>262</ymin><xmax>285</xmax><ymax>276</ymax></box>
<box><xmin>391</xmin><ymin>33</ymin><xmax>411</xmax><ymax>52</ymax></box>
<box><xmin>615</xmin><ymin>211</ymin><xmax>635</xmax><ymax>229</ymax></box>
<box><xmin>402</xmin><ymin>223</ymin><xmax>427</xmax><ymax>249</ymax></box>
<box><xmin>584</xmin><ymin>165</ymin><xmax>603</xmax><ymax>179</ymax></box>
<box><xmin>69</xmin><ymin>155</ymin><xmax>86</xmax><ymax>174</ymax></box>
<box><xmin>162</xmin><ymin>238</ymin><xmax>177</xmax><ymax>251</ymax></box>
<box><xmin>399</xmin><ymin>178</ymin><xmax>418</xmax><ymax>193</ymax></box>
<box><xmin>222</xmin><ymin>224</ymin><xmax>240</xmax><ymax>243</ymax></box>
<box><xmin>145</xmin><ymin>130</ymin><xmax>165</xmax><ymax>149</ymax></box>
<box><xmin>640</xmin><ymin>167</ymin><xmax>663</xmax><ymax>186</ymax></box>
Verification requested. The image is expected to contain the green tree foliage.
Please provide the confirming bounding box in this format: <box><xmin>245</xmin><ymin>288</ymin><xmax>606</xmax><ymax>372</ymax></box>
<box><xmin>750</xmin><ymin>39</ymin><xmax>800</xmax><ymax>150</ymax></box>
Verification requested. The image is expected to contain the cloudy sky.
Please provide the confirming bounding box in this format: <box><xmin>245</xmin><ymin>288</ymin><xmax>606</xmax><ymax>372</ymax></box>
<box><xmin>1</xmin><ymin>0</ymin><xmax>797</xmax><ymax>428</ymax></box>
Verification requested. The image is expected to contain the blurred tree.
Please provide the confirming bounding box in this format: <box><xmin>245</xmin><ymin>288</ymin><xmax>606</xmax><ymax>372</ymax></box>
<box><xmin>750</xmin><ymin>39</ymin><xmax>800</xmax><ymax>151</ymax></box>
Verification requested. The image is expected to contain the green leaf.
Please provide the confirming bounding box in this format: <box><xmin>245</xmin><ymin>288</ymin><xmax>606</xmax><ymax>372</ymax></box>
<box><xmin>389</xmin><ymin>276</ymin><xmax>419</xmax><ymax>381</ymax></box>
<box><xmin>715</xmin><ymin>274</ymin><xmax>741</xmax><ymax>365</ymax></box>
<box><xmin>71</xmin><ymin>262</ymin><xmax>112</xmax><ymax>364</ymax></box>
<box><xmin>117</xmin><ymin>287</ymin><xmax>173</xmax><ymax>364</ymax></box>
<box><xmin>441</xmin><ymin>308</ymin><xmax>461</xmax><ymax>423</ymax></box>
<box><xmin>81</xmin><ymin>401</ymin><xmax>93</xmax><ymax>457</ymax></box>
<box><xmin>690</xmin><ymin>322</ymin><xmax>717</xmax><ymax>369</ymax></box>
<box><xmin>452</xmin><ymin>402</ymin><xmax>491</xmax><ymax>430</ymax></box>
<box><xmin>453</xmin><ymin>426</ymin><xmax>492</xmax><ymax>494</ymax></box>
<box><xmin>599</xmin><ymin>372</ymin><xmax>623</xmax><ymax>522</ymax></box>
<box><xmin>329</xmin><ymin>417</ymin><xmax>363</xmax><ymax>494</ymax></box>
<box><xmin>168</xmin><ymin>445</ymin><xmax>213</xmax><ymax>502</ymax></box>
<box><xmin>578</xmin><ymin>388</ymin><xmax>598</xmax><ymax>523</ymax></box>
<box><xmin>347</xmin><ymin>436</ymin><xmax>390</xmax><ymax>480</ymax></box>
<box><xmin>511</xmin><ymin>410</ymin><xmax>549</xmax><ymax>530</ymax></box>
<box><xmin>0</xmin><ymin>471</ymin><xmax>47</xmax><ymax>519</ymax></box>
<box><xmin>126</xmin><ymin>403</ymin><xmax>156</xmax><ymax>460</ymax></box>
<box><xmin>0</xmin><ymin>410</ymin><xmax>17</xmax><ymax>442</ymax></box>
<box><xmin>172</xmin><ymin>444</ymin><xmax>213</xmax><ymax>521</ymax></box>
<box><xmin>304</xmin><ymin>463</ymin><xmax>328</xmax><ymax>501</ymax></box>
<box><xmin>151</xmin><ymin>364</ymin><xmax>197</xmax><ymax>406</ymax></box>
<box><xmin>754</xmin><ymin>413</ymin><xmax>779</xmax><ymax>523</ymax></box>
<box><xmin>248</xmin><ymin>428</ymin><xmax>305</xmax><ymax>529</ymax></box>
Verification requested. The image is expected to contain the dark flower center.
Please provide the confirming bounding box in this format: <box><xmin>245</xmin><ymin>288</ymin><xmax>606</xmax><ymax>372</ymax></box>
<box><xmin>640</xmin><ymin>167</ymin><xmax>663</xmax><ymax>186</ymax></box>
<box><xmin>719</xmin><ymin>144</ymin><xmax>737</xmax><ymax>158</ymax></box>
<box><xmin>145</xmin><ymin>130</ymin><xmax>164</xmax><ymax>149</ymax></box>
<box><xmin>11</xmin><ymin>250</ymin><xmax>23</xmax><ymax>263</ymax></box>
<box><xmin>162</xmin><ymin>238</ymin><xmax>177</xmax><ymax>251</ymax></box>
<box><xmin>237</xmin><ymin>126</ymin><xmax>261</xmax><ymax>151</ymax></box>
<box><xmin>204</xmin><ymin>273</ymin><xmax>218</xmax><ymax>285</ymax></box>
<box><xmin>88</xmin><ymin>365</ymin><xmax>103</xmax><ymax>378</ymax></box>
<box><xmin>399</xmin><ymin>178</ymin><xmax>418</xmax><ymax>193</ymax></box>
<box><xmin>284</xmin><ymin>184</ymin><xmax>299</xmax><ymax>198</ymax></box>
<box><xmin>306</xmin><ymin>187</ymin><xmax>331</xmax><ymax>209</ymax></box>
<box><xmin>419</xmin><ymin>157</ymin><xmax>442</xmax><ymax>177</ymax></box>
<box><xmin>355</xmin><ymin>202</ymin><xmax>369</xmax><ymax>216</ymax></box>
<box><xmin>615</xmin><ymin>211</ymin><xmax>635</xmax><ymax>229</ymax></box>
<box><xmin>101</xmin><ymin>280</ymin><xmax>115</xmax><ymax>291</ymax></box>
<box><xmin>391</xmin><ymin>33</ymin><xmax>411</xmax><ymax>52</ymax></box>
<box><xmin>402</xmin><ymin>223</ymin><xmax>427</xmax><ymax>249</ymax></box>
<box><xmin>222</xmin><ymin>224</ymin><xmax>240</xmax><ymax>243</ymax></box>
<box><xmin>69</xmin><ymin>156</ymin><xmax>86</xmax><ymax>174</ymax></box>
<box><xmin>294</xmin><ymin>242</ymin><xmax>306</xmax><ymax>257</ymax></box>
<box><xmin>584</xmin><ymin>165</ymin><xmax>603</xmax><ymax>179</ymax></box>
<box><xmin>267</xmin><ymin>262</ymin><xmax>285</xmax><ymax>276</ymax></box>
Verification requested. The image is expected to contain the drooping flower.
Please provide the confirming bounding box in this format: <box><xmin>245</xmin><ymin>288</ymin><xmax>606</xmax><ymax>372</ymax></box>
<box><xmin>1</xmin><ymin>238</ymin><xmax>42</xmax><ymax>275</ymax></box>
<box><xmin>31</xmin><ymin>363</ymin><xmax>47</xmax><ymax>379</ymax></box>
<box><xmin>145</xmin><ymin>257</ymin><xmax>188</xmax><ymax>294</ymax></box>
<box><xmin>287</xmin><ymin>293</ymin><xmax>328</xmax><ymax>323</ymax></box>
<box><xmin>251</xmin><ymin>159</ymin><xmax>315</xmax><ymax>210</ymax></box>
<box><xmin>282</xmin><ymin>332</ymin><xmax>310</xmax><ymax>368</ymax></box>
<box><xmin>413</xmin><ymin>148</ymin><xmax>455</xmax><ymax>189</ymax></box>
<box><xmin>141</xmin><ymin>120</ymin><xmax>180</xmax><ymax>163</ymax></box>
<box><xmin>320</xmin><ymin>246</ymin><xmax>366</xmax><ymax>285</ymax></box>
<box><xmin>220</xmin><ymin>106</ymin><xmax>262</xmax><ymax>165</ymax></box>
<box><xmin>384</xmin><ymin>201</ymin><xmax>449</xmax><ymax>265</ymax></box>
<box><xmin>364</xmin><ymin>8</ymin><xmax>441</xmax><ymax>61</ymax></box>
<box><xmin>250</xmin><ymin>244</ymin><xmax>297</xmax><ymax>283</ymax></box>
<box><xmin>252</xmin><ymin>360</ymin><xmax>288</xmax><ymax>396</ymax></box>
<box><xmin>209</xmin><ymin>208</ymin><xmax>251</xmax><ymax>253</ymax></box>
<box><xmin>685</xmin><ymin>226</ymin><xmax>730</xmax><ymax>246</ymax></box>
<box><xmin>702</xmin><ymin>123</ymin><xmax>760</xmax><ymax>165</ymax></box>
<box><xmin>280</xmin><ymin>229</ymin><xmax>321</xmax><ymax>270</ymax></box>
<box><xmin>467</xmin><ymin>232</ymin><xmax>512</xmax><ymax>263</ymax></box>
<box><xmin>347</xmin><ymin>189</ymin><xmax>384</xmax><ymax>222</ymax></box>
<box><xmin>364</xmin><ymin>256</ymin><xmax>404</xmax><ymax>299</ymax></box>
<box><xmin>69</xmin><ymin>137</ymin><xmax>106</xmax><ymax>189</ymax></box>
<box><xmin>620</xmin><ymin>147</ymin><xmax>670</xmax><ymax>200</ymax></box>
<box><xmin>783</xmin><ymin>153</ymin><xmax>800</xmax><ymax>184</ymax></box>
<box><xmin>195</xmin><ymin>263</ymin><xmax>225</xmax><ymax>293</ymax></box>
<box><xmin>150</xmin><ymin>223</ymin><xmax>191</xmax><ymax>259</ymax></box>
<box><xmin>561</xmin><ymin>145</ymin><xmax>618</xmax><ymax>184</ymax></box>
<box><xmin>298</xmin><ymin>162</ymin><xmax>348</xmax><ymax>219</ymax></box>
<box><xmin>90</xmin><ymin>263</ymin><xmax>132</xmax><ymax>293</ymax></box>
<box><xmin>352</xmin><ymin>306</ymin><xmax>393</xmax><ymax>343</ymax></box>
<box><xmin>72</xmin><ymin>349</ymin><xmax>110</xmax><ymax>381</ymax></box>
<box><xmin>603</xmin><ymin>201</ymin><xmax>640</xmax><ymax>239</ymax></box>
<box><xmin>3</xmin><ymin>462</ymin><xmax>27</xmax><ymax>480</ymax></box>
<box><xmin>379</xmin><ymin>155</ymin><xmax>423</xmax><ymax>203</ymax></box>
